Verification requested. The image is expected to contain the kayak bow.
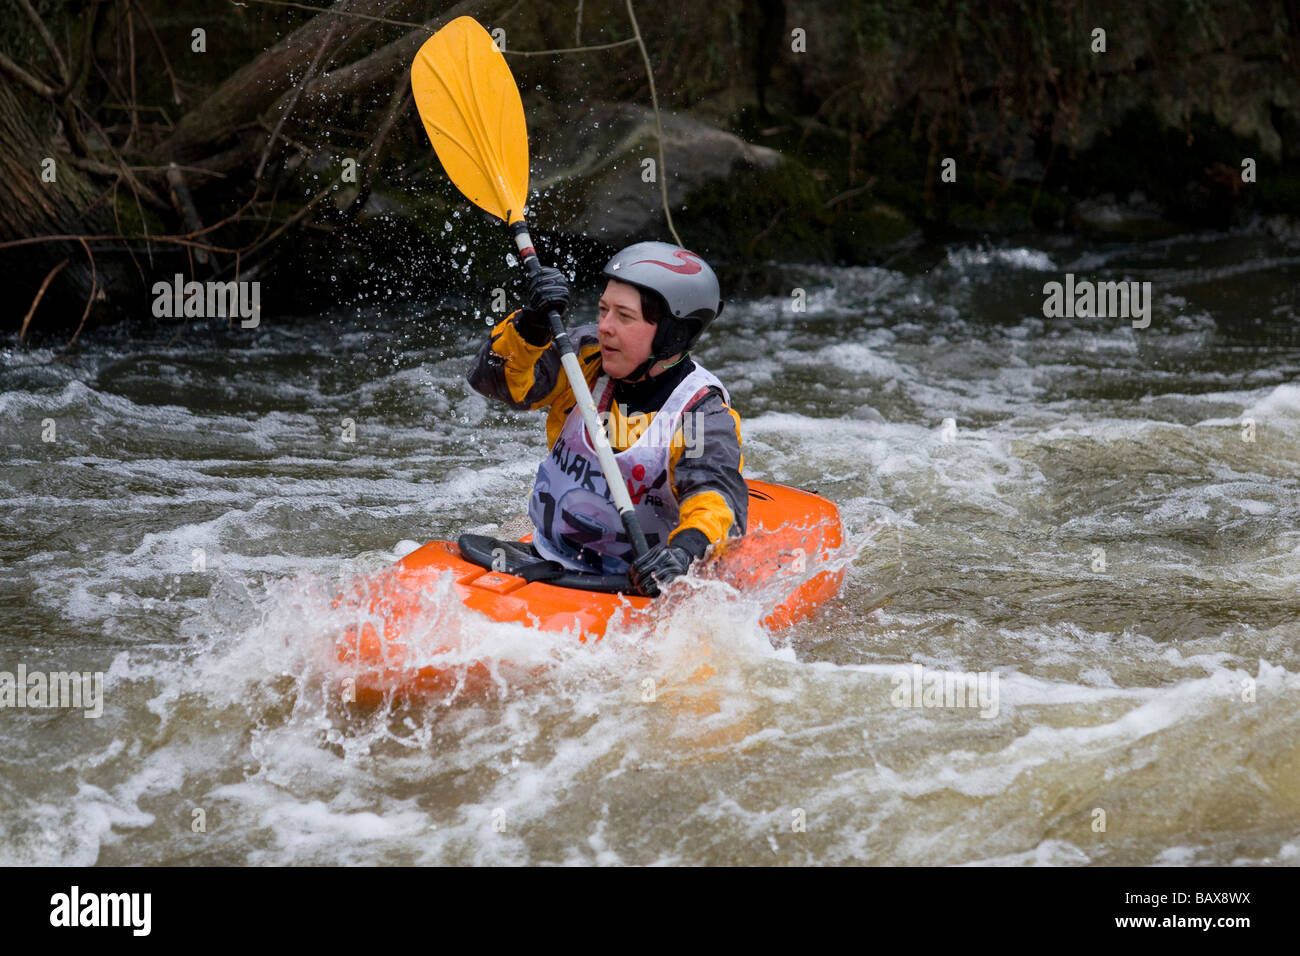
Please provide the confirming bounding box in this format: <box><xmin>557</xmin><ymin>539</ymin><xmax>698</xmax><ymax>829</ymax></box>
<box><xmin>333</xmin><ymin>480</ymin><xmax>843</xmax><ymax>697</ymax></box>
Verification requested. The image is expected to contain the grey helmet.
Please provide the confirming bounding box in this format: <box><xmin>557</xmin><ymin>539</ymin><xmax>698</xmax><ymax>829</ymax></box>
<box><xmin>601</xmin><ymin>241</ymin><xmax>724</xmax><ymax>363</ymax></box>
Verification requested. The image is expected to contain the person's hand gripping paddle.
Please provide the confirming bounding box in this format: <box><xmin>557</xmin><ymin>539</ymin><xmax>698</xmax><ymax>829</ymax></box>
<box><xmin>410</xmin><ymin>16</ymin><xmax>652</xmax><ymax>570</ymax></box>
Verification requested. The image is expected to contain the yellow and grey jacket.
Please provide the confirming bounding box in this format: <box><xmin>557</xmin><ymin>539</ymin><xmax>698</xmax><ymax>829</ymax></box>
<box><xmin>467</xmin><ymin>311</ymin><xmax>746</xmax><ymax>560</ymax></box>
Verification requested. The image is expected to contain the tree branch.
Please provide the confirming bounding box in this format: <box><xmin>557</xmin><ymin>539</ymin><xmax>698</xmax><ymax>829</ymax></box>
<box><xmin>0</xmin><ymin>49</ymin><xmax>57</xmax><ymax>99</ymax></box>
<box><xmin>66</xmin><ymin>237</ymin><xmax>98</xmax><ymax>347</ymax></box>
<box><xmin>19</xmin><ymin>258</ymin><xmax>69</xmax><ymax>342</ymax></box>
<box><xmin>255</xmin><ymin>19</ymin><xmax>340</xmax><ymax>181</ymax></box>
<box><xmin>15</xmin><ymin>0</ymin><xmax>69</xmax><ymax>87</ymax></box>
<box><xmin>625</xmin><ymin>0</ymin><xmax>682</xmax><ymax>246</ymax></box>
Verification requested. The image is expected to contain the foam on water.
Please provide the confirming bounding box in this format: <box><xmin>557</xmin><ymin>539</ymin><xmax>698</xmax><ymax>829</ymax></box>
<box><xmin>5</xmin><ymin>235</ymin><xmax>1300</xmax><ymax>864</ymax></box>
<box><xmin>944</xmin><ymin>246</ymin><xmax>1059</xmax><ymax>273</ymax></box>
<box><xmin>26</xmin><ymin>548</ymin><xmax>796</xmax><ymax>865</ymax></box>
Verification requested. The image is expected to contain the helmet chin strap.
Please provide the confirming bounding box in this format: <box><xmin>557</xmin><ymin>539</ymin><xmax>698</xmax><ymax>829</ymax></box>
<box><xmin>657</xmin><ymin>352</ymin><xmax>689</xmax><ymax>371</ymax></box>
<box><xmin>616</xmin><ymin>316</ymin><xmax>691</xmax><ymax>382</ymax></box>
<box><xmin>618</xmin><ymin>351</ymin><xmax>687</xmax><ymax>384</ymax></box>
<box><xmin>620</xmin><ymin>354</ymin><xmax>658</xmax><ymax>383</ymax></box>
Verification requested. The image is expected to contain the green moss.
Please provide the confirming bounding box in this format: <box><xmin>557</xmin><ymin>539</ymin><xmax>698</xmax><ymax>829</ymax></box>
<box><xmin>112</xmin><ymin>190</ymin><xmax>167</xmax><ymax>236</ymax></box>
<box><xmin>675</xmin><ymin>158</ymin><xmax>832</xmax><ymax>264</ymax></box>
<box><xmin>832</xmin><ymin>203</ymin><xmax>917</xmax><ymax>251</ymax></box>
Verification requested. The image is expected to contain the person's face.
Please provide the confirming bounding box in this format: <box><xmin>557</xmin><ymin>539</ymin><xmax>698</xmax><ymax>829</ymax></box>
<box><xmin>597</xmin><ymin>280</ymin><xmax>657</xmax><ymax>380</ymax></box>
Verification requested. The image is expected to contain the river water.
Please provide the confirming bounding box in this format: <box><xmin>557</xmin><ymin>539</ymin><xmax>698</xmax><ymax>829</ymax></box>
<box><xmin>3</xmin><ymin>223</ymin><xmax>1299</xmax><ymax>866</ymax></box>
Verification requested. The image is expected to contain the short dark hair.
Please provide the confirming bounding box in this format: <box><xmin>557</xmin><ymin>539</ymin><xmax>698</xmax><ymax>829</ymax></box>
<box><xmin>608</xmin><ymin>277</ymin><xmax>665</xmax><ymax>325</ymax></box>
<box><xmin>637</xmin><ymin>288</ymin><xmax>666</xmax><ymax>325</ymax></box>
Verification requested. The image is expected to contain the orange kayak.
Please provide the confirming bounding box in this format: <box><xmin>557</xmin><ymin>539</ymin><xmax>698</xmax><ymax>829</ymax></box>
<box><xmin>332</xmin><ymin>480</ymin><xmax>843</xmax><ymax>698</ymax></box>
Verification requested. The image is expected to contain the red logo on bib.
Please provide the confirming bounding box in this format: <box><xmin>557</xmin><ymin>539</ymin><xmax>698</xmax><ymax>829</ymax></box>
<box><xmin>627</xmin><ymin>464</ymin><xmax>649</xmax><ymax>503</ymax></box>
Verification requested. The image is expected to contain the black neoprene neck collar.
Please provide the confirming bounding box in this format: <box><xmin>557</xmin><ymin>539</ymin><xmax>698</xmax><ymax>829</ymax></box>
<box><xmin>611</xmin><ymin>356</ymin><xmax>696</xmax><ymax>416</ymax></box>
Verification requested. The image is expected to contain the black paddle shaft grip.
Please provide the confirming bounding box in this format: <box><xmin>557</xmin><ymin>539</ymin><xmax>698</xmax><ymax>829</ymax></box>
<box><xmin>512</xmin><ymin>222</ymin><xmax>573</xmax><ymax>349</ymax></box>
<box><xmin>621</xmin><ymin>510</ymin><xmax>650</xmax><ymax>559</ymax></box>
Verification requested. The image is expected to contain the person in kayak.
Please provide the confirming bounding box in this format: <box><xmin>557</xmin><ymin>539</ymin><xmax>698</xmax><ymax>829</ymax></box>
<box><xmin>467</xmin><ymin>241</ymin><xmax>746</xmax><ymax>597</ymax></box>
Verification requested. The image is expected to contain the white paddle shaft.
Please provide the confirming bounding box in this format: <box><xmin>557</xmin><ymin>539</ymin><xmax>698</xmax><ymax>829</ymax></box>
<box><xmin>512</xmin><ymin>224</ymin><xmax>648</xmax><ymax>558</ymax></box>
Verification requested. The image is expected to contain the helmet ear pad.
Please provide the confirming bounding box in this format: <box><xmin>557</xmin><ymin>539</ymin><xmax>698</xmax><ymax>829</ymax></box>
<box><xmin>633</xmin><ymin>286</ymin><xmax>687</xmax><ymax>359</ymax></box>
<box><xmin>651</xmin><ymin>309</ymin><xmax>708</xmax><ymax>358</ymax></box>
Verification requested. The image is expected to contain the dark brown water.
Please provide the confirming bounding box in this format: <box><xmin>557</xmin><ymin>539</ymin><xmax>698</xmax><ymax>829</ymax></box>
<box><xmin>3</xmin><ymin>224</ymin><xmax>1299</xmax><ymax>864</ymax></box>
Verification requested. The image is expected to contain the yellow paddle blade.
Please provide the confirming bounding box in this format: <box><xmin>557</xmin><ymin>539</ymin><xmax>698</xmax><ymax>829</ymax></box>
<box><xmin>411</xmin><ymin>17</ymin><xmax>529</xmax><ymax>224</ymax></box>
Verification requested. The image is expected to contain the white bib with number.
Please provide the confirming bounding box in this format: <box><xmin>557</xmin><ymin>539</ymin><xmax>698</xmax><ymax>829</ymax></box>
<box><xmin>528</xmin><ymin>365</ymin><xmax>727</xmax><ymax>575</ymax></box>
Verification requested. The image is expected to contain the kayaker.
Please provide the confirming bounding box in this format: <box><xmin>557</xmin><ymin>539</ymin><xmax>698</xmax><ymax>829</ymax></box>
<box><xmin>467</xmin><ymin>241</ymin><xmax>746</xmax><ymax>597</ymax></box>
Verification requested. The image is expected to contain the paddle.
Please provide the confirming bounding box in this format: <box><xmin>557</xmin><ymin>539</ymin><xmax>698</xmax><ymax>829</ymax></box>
<box><xmin>410</xmin><ymin>16</ymin><xmax>651</xmax><ymax>564</ymax></box>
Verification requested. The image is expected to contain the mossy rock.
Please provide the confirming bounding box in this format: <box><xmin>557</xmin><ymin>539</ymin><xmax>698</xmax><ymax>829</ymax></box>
<box><xmin>675</xmin><ymin>157</ymin><xmax>833</xmax><ymax>264</ymax></box>
<box><xmin>527</xmin><ymin>100</ymin><xmax>784</xmax><ymax>244</ymax></box>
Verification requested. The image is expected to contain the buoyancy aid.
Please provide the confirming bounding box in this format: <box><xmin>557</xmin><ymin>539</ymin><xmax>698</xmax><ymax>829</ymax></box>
<box><xmin>527</xmin><ymin>363</ymin><xmax>729</xmax><ymax>574</ymax></box>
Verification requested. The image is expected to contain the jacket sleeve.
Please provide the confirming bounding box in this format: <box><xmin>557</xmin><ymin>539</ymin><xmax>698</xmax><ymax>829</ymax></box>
<box><xmin>666</xmin><ymin>388</ymin><xmax>747</xmax><ymax>559</ymax></box>
<box><xmin>467</xmin><ymin>313</ymin><xmax>601</xmax><ymax>412</ymax></box>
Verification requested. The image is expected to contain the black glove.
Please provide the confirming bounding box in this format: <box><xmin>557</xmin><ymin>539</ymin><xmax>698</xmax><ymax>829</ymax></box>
<box><xmin>527</xmin><ymin>266</ymin><xmax>570</xmax><ymax>318</ymax></box>
<box><xmin>628</xmin><ymin>544</ymin><xmax>694</xmax><ymax>597</ymax></box>
<box><xmin>514</xmin><ymin>267</ymin><xmax>570</xmax><ymax>346</ymax></box>
<box><xmin>513</xmin><ymin>308</ymin><xmax>553</xmax><ymax>346</ymax></box>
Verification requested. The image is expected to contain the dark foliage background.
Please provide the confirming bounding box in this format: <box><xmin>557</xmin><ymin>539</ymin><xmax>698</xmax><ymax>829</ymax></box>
<box><xmin>2</xmin><ymin>0</ymin><xmax>1297</xmax><ymax>336</ymax></box>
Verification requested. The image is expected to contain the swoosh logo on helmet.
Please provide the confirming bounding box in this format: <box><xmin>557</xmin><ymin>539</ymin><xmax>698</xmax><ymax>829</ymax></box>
<box><xmin>631</xmin><ymin>250</ymin><xmax>703</xmax><ymax>274</ymax></box>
